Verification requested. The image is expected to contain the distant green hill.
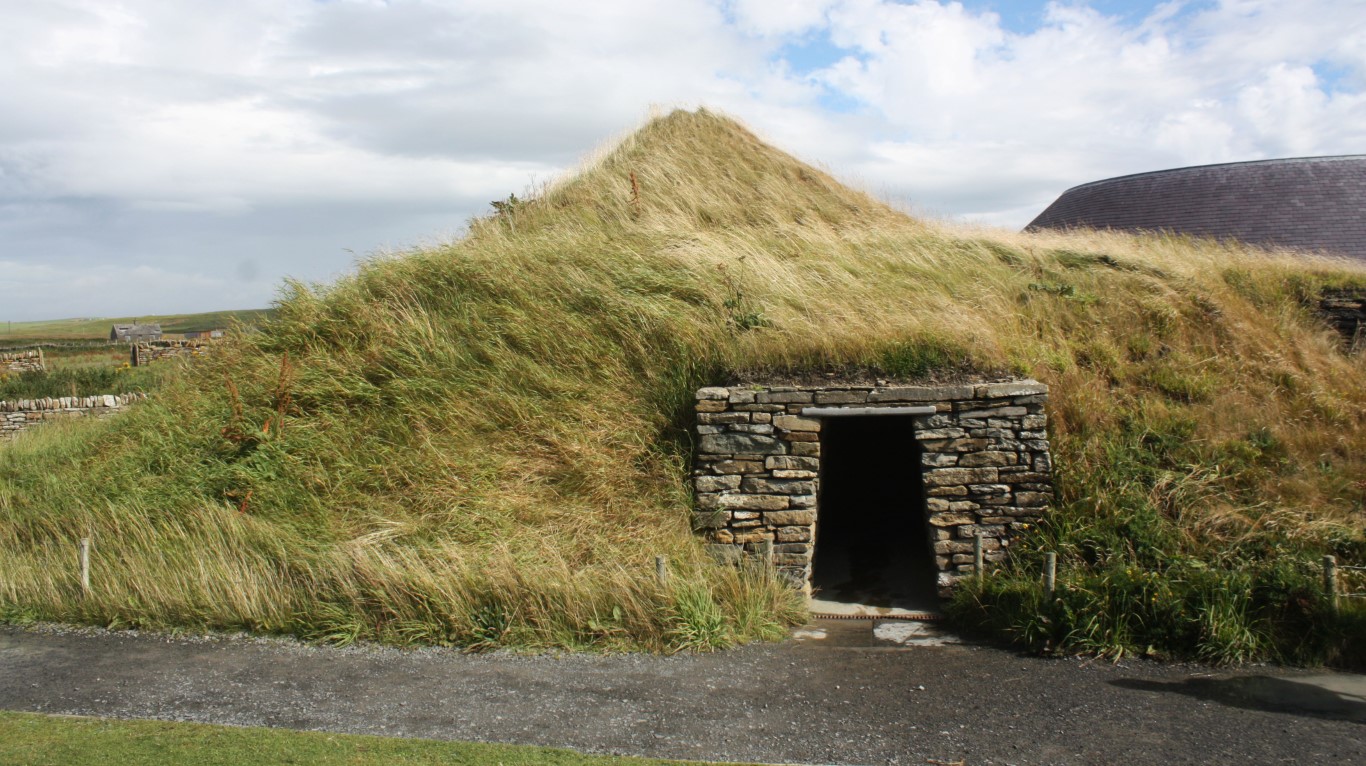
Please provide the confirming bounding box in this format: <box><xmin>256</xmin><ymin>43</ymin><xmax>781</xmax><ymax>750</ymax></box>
<box><xmin>0</xmin><ymin>110</ymin><xmax>1362</xmax><ymax>663</ymax></box>
<box><xmin>0</xmin><ymin>309</ymin><xmax>273</xmax><ymax>342</ymax></box>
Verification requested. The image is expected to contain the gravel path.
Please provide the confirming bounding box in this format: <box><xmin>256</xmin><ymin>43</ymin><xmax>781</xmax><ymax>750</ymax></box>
<box><xmin>1</xmin><ymin>621</ymin><xmax>1362</xmax><ymax>765</ymax></box>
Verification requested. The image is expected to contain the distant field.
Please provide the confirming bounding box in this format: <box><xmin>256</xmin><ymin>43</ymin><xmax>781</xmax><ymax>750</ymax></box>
<box><xmin>0</xmin><ymin>309</ymin><xmax>273</xmax><ymax>342</ymax></box>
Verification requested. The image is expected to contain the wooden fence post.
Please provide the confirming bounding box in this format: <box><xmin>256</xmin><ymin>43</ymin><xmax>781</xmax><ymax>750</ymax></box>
<box><xmin>1324</xmin><ymin>555</ymin><xmax>1338</xmax><ymax>610</ymax></box>
<box><xmin>655</xmin><ymin>555</ymin><xmax>668</xmax><ymax>587</ymax></box>
<box><xmin>973</xmin><ymin>533</ymin><xmax>984</xmax><ymax>581</ymax></box>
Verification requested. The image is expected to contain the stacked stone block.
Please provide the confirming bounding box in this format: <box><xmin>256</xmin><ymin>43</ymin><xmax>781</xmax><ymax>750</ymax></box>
<box><xmin>133</xmin><ymin>339</ymin><xmax>213</xmax><ymax>367</ymax></box>
<box><xmin>692</xmin><ymin>381</ymin><xmax>1053</xmax><ymax>596</ymax></box>
<box><xmin>1</xmin><ymin>393</ymin><xmax>146</xmax><ymax>440</ymax></box>
<box><xmin>1319</xmin><ymin>288</ymin><xmax>1364</xmax><ymax>351</ymax></box>
<box><xmin>1</xmin><ymin>350</ymin><xmax>45</xmax><ymax>374</ymax></box>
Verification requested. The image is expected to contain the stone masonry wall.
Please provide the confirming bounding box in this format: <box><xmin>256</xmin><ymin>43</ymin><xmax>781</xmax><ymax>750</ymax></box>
<box><xmin>1</xmin><ymin>393</ymin><xmax>147</xmax><ymax>440</ymax></box>
<box><xmin>692</xmin><ymin>380</ymin><xmax>1052</xmax><ymax>596</ymax></box>
<box><xmin>1319</xmin><ymin>289</ymin><xmax>1365</xmax><ymax>351</ymax></box>
<box><xmin>1</xmin><ymin>350</ymin><xmax>45</xmax><ymax>374</ymax></box>
<box><xmin>133</xmin><ymin>339</ymin><xmax>213</xmax><ymax>367</ymax></box>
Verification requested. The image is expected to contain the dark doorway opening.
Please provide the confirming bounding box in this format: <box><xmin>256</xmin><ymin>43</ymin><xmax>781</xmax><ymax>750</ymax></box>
<box><xmin>812</xmin><ymin>416</ymin><xmax>939</xmax><ymax>611</ymax></box>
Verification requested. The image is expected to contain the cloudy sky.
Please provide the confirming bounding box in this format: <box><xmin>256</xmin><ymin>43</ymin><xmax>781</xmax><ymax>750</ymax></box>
<box><xmin>2</xmin><ymin>0</ymin><xmax>1364</xmax><ymax>321</ymax></box>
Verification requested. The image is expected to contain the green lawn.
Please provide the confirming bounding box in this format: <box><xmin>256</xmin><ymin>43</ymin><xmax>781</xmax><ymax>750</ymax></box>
<box><xmin>0</xmin><ymin>711</ymin><xmax>707</xmax><ymax>766</ymax></box>
<box><xmin>31</xmin><ymin>344</ymin><xmax>133</xmax><ymax>371</ymax></box>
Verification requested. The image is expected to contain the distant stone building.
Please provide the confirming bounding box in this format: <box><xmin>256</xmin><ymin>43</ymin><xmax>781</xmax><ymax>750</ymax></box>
<box><xmin>1027</xmin><ymin>156</ymin><xmax>1366</xmax><ymax>261</ymax></box>
<box><xmin>110</xmin><ymin>323</ymin><xmax>162</xmax><ymax>343</ymax></box>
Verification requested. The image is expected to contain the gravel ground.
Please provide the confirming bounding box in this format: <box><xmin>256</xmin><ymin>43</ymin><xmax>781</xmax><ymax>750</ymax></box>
<box><xmin>1</xmin><ymin>620</ymin><xmax>1363</xmax><ymax>765</ymax></box>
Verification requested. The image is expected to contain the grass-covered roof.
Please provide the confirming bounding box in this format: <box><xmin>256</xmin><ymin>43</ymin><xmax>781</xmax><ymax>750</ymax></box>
<box><xmin>2</xmin><ymin>109</ymin><xmax>1363</xmax><ymax>662</ymax></box>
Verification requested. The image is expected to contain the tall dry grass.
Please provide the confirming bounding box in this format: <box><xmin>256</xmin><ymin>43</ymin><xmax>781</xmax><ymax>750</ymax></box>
<box><xmin>1</xmin><ymin>109</ymin><xmax>1363</xmax><ymax>658</ymax></box>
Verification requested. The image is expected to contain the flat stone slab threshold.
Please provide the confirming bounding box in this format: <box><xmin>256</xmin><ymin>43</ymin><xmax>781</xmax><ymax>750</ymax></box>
<box><xmin>807</xmin><ymin>596</ymin><xmax>943</xmax><ymax>621</ymax></box>
<box><xmin>794</xmin><ymin>618</ymin><xmax>964</xmax><ymax>648</ymax></box>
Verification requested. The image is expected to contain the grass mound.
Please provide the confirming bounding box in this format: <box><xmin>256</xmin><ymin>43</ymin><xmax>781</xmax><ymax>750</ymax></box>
<box><xmin>1</xmin><ymin>109</ymin><xmax>1363</xmax><ymax>660</ymax></box>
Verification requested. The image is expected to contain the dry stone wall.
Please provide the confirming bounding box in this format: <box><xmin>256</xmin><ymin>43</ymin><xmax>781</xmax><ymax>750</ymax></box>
<box><xmin>1</xmin><ymin>350</ymin><xmax>45</xmax><ymax>374</ymax></box>
<box><xmin>1</xmin><ymin>393</ymin><xmax>146</xmax><ymax>440</ymax></box>
<box><xmin>133</xmin><ymin>339</ymin><xmax>213</xmax><ymax>367</ymax></box>
<box><xmin>1320</xmin><ymin>289</ymin><xmax>1365</xmax><ymax>350</ymax></box>
<box><xmin>692</xmin><ymin>380</ymin><xmax>1053</xmax><ymax>595</ymax></box>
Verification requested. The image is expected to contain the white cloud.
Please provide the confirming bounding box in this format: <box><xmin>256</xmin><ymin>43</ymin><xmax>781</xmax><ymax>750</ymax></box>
<box><xmin>729</xmin><ymin>0</ymin><xmax>838</xmax><ymax>35</ymax></box>
<box><xmin>778</xmin><ymin>0</ymin><xmax>1366</xmax><ymax>223</ymax></box>
<box><xmin>0</xmin><ymin>0</ymin><xmax>1364</xmax><ymax>318</ymax></box>
<box><xmin>1153</xmin><ymin>108</ymin><xmax>1240</xmax><ymax>164</ymax></box>
<box><xmin>1235</xmin><ymin>64</ymin><xmax>1329</xmax><ymax>156</ymax></box>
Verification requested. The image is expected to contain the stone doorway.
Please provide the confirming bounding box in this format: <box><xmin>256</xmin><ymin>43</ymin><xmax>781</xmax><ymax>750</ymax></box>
<box><xmin>811</xmin><ymin>415</ymin><xmax>939</xmax><ymax>612</ymax></box>
<box><xmin>692</xmin><ymin>380</ymin><xmax>1053</xmax><ymax>598</ymax></box>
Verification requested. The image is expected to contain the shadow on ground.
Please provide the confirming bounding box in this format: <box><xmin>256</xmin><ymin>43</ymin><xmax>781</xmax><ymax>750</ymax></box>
<box><xmin>1110</xmin><ymin>674</ymin><xmax>1366</xmax><ymax>724</ymax></box>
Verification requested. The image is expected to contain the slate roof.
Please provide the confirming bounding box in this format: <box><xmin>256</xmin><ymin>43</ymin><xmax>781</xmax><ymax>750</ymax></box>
<box><xmin>1026</xmin><ymin>156</ymin><xmax>1366</xmax><ymax>261</ymax></box>
<box><xmin>110</xmin><ymin>323</ymin><xmax>163</xmax><ymax>342</ymax></box>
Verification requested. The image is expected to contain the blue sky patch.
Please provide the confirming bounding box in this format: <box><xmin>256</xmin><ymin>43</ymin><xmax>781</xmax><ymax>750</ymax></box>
<box><xmin>1313</xmin><ymin>60</ymin><xmax>1355</xmax><ymax>94</ymax></box>
<box><xmin>781</xmin><ymin>29</ymin><xmax>856</xmax><ymax>75</ymax></box>
<box><xmin>954</xmin><ymin>1</ymin><xmax>1209</xmax><ymax>34</ymax></box>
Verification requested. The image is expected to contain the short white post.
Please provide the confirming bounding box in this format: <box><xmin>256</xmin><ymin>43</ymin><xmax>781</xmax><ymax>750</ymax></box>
<box><xmin>973</xmin><ymin>533</ymin><xmax>984</xmax><ymax>581</ymax></box>
<box><xmin>79</xmin><ymin>537</ymin><xmax>91</xmax><ymax>596</ymax></box>
<box><xmin>1043</xmin><ymin>551</ymin><xmax>1057</xmax><ymax>601</ymax></box>
<box><xmin>655</xmin><ymin>555</ymin><xmax>668</xmax><ymax>586</ymax></box>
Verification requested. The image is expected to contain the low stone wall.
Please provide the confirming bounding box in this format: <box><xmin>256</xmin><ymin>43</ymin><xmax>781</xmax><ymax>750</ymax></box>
<box><xmin>1</xmin><ymin>350</ymin><xmax>45</xmax><ymax>374</ymax></box>
<box><xmin>1</xmin><ymin>393</ymin><xmax>146</xmax><ymax>440</ymax></box>
<box><xmin>133</xmin><ymin>339</ymin><xmax>213</xmax><ymax>367</ymax></box>
<box><xmin>1320</xmin><ymin>289</ymin><xmax>1364</xmax><ymax>350</ymax></box>
<box><xmin>692</xmin><ymin>380</ymin><xmax>1053</xmax><ymax>595</ymax></box>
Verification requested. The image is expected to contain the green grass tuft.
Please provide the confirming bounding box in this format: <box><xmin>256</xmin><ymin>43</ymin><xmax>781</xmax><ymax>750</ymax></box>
<box><xmin>0</xmin><ymin>711</ymin><xmax>706</xmax><ymax>766</ymax></box>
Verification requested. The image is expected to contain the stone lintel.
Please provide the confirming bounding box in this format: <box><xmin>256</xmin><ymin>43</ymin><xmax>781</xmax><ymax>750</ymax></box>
<box><xmin>800</xmin><ymin>405</ymin><xmax>936</xmax><ymax>417</ymax></box>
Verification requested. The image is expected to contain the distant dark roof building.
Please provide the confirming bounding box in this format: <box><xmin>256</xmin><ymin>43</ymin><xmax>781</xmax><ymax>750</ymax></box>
<box><xmin>1026</xmin><ymin>156</ymin><xmax>1366</xmax><ymax>261</ymax></box>
<box><xmin>110</xmin><ymin>323</ymin><xmax>163</xmax><ymax>343</ymax></box>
